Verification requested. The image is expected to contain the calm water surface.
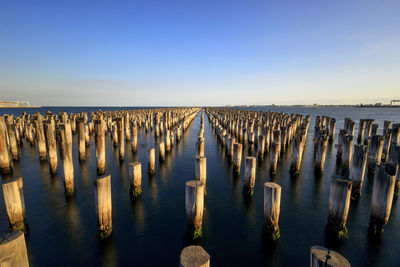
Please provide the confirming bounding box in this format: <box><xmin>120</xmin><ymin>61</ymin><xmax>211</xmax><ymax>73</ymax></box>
<box><xmin>0</xmin><ymin>106</ymin><xmax>399</xmax><ymax>266</ymax></box>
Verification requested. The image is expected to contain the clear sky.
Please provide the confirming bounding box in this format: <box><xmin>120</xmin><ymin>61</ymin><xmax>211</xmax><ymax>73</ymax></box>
<box><xmin>1</xmin><ymin>0</ymin><xmax>399</xmax><ymax>106</ymax></box>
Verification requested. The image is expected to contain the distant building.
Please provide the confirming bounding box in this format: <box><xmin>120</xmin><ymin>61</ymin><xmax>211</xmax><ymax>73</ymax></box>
<box><xmin>0</xmin><ymin>101</ymin><xmax>30</xmax><ymax>107</ymax></box>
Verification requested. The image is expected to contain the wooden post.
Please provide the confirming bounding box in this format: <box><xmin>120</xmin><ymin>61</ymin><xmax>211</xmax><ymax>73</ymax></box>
<box><xmin>148</xmin><ymin>148</ymin><xmax>155</xmax><ymax>174</ymax></box>
<box><xmin>125</xmin><ymin>114</ymin><xmax>130</xmax><ymax>141</ymax></box>
<box><xmin>165</xmin><ymin>130</ymin><xmax>171</xmax><ymax>152</ymax></box>
<box><xmin>195</xmin><ymin>156</ymin><xmax>207</xmax><ymax>194</ymax></box>
<box><xmin>77</xmin><ymin>118</ymin><xmax>86</xmax><ymax>161</ymax></box>
<box><xmin>263</xmin><ymin>182</ymin><xmax>281</xmax><ymax>240</ymax></box>
<box><xmin>327</xmin><ymin>178</ymin><xmax>352</xmax><ymax>238</ymax></box>
<box><xmin>314</xmin><ymin>134</ymin><xmax>328</xmax><ymax>175</ymax></box>
<box><xmin>35</xmin><ymin>117</ymin><xmax>47</xmax><ymax>161</ymax></box>
<box><xmin>369</xmin><ymin>164</ymin><xmax>397</xmax><ymax>234</ymax></box>
<box><xmin>367</xmin><ymin>135</ymin><xmax>384</xmax><ymax>172</ymax></box>
<box><xmin>129</xmin><ymin>162</ymin><xmax>142</xmax><ymax>197</ymax></box>
<box><xmin>357</xmin><ymin>119</ymin><xmax>365</xmax><ymax>144</ymax></box>
<box><xmin>243</xmin><ymin>157</ymin><xmax>256</xmax><ymax>195</ymax></box>
<box><xmin>117</xmin><ymin>118</ymin><xmax>125</xmax><ymax>161</ymax></box>
<box><xmin>44</xmin><ymin>120</ymin><xmax>58</xmax><ymax>174</ymax></box>
<box><xmin>159</xmin><ymin>142</ymin><xmax>166</xmax><ymax>161</ymax></box>
<box><xmin>179</xmin><ymin>246</ymin><xmax>210</xmax><ymax>267</ymax></box>
<box><xmin>350</xmin><ymin>145</ymin><xmax>368</xmax><ymax>197</ymax></box>
<box><xmin>310</xmin><ymin>246</ymin><xmax>350</xmax><ymax>267</ymax></box>
<box><xmin>0</xmin><ymin>117</ymin><xmax>13</xmax><ymax>175</ymax></box>
<box><xmin>185</xmin><ymin>180</ymin><xmax>204</xmax><ymax>237</ymax></box>
<box><xmin>270</xmin><ymin>142</ymin><xmax>280</xmax><ymax>174</ymax></box>
<box><xmin>95</xmin><ymin>174</ymin><xmax>112</xmax><ymax>239</ymax></box>
<box><xmin>60</xmin><ymin>123</ymin><xmax>75</xmax><ymax>195</ymax></box>
<box><xmin>290</xmin><ymin>132</ymin><xmax>306</xmax><ymax>175</ymax></box>
<box><xmin>131</xmin><ymin>124</ymin><xmax>138</xmax><ymax>152</ymax></box>
<box><xmin>84</xmin><ymin>124</ymin><xmax>90</xmax><ymax>147</ymax></box>
<box><xmin>388</xmin><ymin>145</ymin><xmax>400</xmax><ymax>195</ymax></box>
<box><xmin>232</xmin><ymin>142</ymin><xmax>243</xmax><ymax>173</ymax></box>
<box><xmin>4</xmin><ymin>117</ymin><xmax>18</xmax><ymax>161</ymax></box>
<box><xmin>94</xmin><ymin>119</ymin><xmax>106</xmax><ymax>175</ymax></box>
<box><xmin>258</xmin><ymin>135</ymin><xmax>265</xmax><ymax>158</ymax></box>
<box><xmin>2</xmin><ymin>177</ymin><xmax>25</xmax><ymax>231</ymax></box>
<box><xmin>0</xmin><ymin>231</ymin><xmax>29</xmax><ymax>266</ymax></box>
<box><xmin>196</xmin><ymin>137</ymin><xmax>205</xmax><ymax>157</ymax></box>
<box><xmin>340</xmin><ymin>134</ymin><xmax>353</xmax><ymax>177</ymax></box>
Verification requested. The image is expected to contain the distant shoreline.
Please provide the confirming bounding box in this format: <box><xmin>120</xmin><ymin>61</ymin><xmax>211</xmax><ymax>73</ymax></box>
<box><xmin>0</xmin><ymin>106</ymin><xmax>41</xmax><ymax>109</ymax></box>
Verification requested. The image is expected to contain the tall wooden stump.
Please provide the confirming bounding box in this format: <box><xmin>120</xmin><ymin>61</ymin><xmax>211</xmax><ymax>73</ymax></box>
<box><xmin>35</xmin><ymin>119</ymin><xmax>47</xmax><ymax>161</ymax></box>
<box><xmin>263</xmin><ymin>182</ymin><xmax>281</xmax><ymax>240</ymax></box>
<box><xmin>310</xmin><ymin>246</ymin><xmax>350</xmax><ymax>267</ymax></box>
<box><xmin>290</xmin><ymin>133</ymin><xmax>306</xmax><ymax>175</ymax></box>
<box><xmin>369</xmin><ymin>164</ymin><xmax>397</xmax><ymax>234</ymax></box>
<box><xmin>94</xmin><ymin>120</ymin><xmax>106</xmax><ymax>175</ymax></box>
<box><xmin>195</xmin><ymin>156</ymin><xmax>207</xmax><ymax>194</ymax></box>
<box><xmin>257</xmin><ymin>135</ymin><xmax>265</xmax><ymax>158</ymax></box>
<box><xmin>243</xmin><ymin>157</ymin><xmax>256</xmax><ymax>195</ymax></box>
<box><xmin>131</xmin><ymin>125</ymin><xmax>138</xmax><ymax>152</ymax></box>
<box><xmin>196</xmin><ymin>138</ymin><xmax>205</xmax><ymax>157</ymax></box>
<box><xmin>0</xmin><ymin>118</ymin><xmax>13</xmax><ymax>175</ymax></box>
<box><xmin>95</xmin><ymin>175</ymin><xmax>112</xmax><ymax>239</ymax></box>
<box><xmin>117</xmin><ymin>118</ymin><xmax>125</xmax><ymax>161</ymax></box>
<box><xmin>270</xmin><ymin>142</ymin><xmax>280</xmax><ymax>175</ymax></box>
<box><xmin>340</xmin><ymin>134</ymin><xmax>353</xmax><ymax>177</ymax></box>
<box><xmin>77</xmin><ymin>118</ymin><xmax>86</xmax><ymax>161</ymax></box>
<box><xmin>5</xmin><ymin>118</ymin><xmax>18</xmax><ymax>161</ymax></box>
<box><xmin>232</xmin><ymin>142</ymin><xmax>243</xmax><ymax>173</ymax></box>
<box><xmin>129</xmin><ymin>162</ymin><xmax>142</xmax><ymax>197</ymax></box>
<box><xmin>44</xmin><ymin>120</ymin><xmax>58</xmax><ymax>174</ymax></box>
<box><xmin>159</xmin><ymin>142</ymin><xmax>166</xmax><ymax>161</ymax></box>
<box><xmin>367</xmin><ymin>135</ymin><xmax>384</xmax><ymax>172</ymax></box>
<box><xmin>2</xmin><ymin>178</ymin><xmax>25</xmax><ymax>232</ymax></box>
<box><xmin>60</xmin><ymin>123</ymin><xmax>75</xmax><ymax>196</ymax></box>
<box><xmin>185</xmin><ymin>180</ymin><xmax>204</xmax><ymax>239</ymax></box>
<box><xmin>327</xmin><ymin>178</ymin><xmax>352</xmax><ymax>238</ymax></box>
<box><xmin>0</xmin><ymin>231</ymin><xmax>29</xmax><ymax>266</ymax></box>
<box><xmin>350</xmin><ymin>145</ymin><xmax>368</xmax><ymax>197</ymax></box>
<box><xmin>179</xmin><ymin>245</ymin><xmax>210</xmax><ymax>267</ymax></box>
<box><xmin>148</xmin><ymin>148</ymin><xmax>155</xmax><ymax>174</ymax></box>
<box><xmin>314</xmin><ymin>134</ymin><xmax>328</xmax><ymax>175</ymax></box>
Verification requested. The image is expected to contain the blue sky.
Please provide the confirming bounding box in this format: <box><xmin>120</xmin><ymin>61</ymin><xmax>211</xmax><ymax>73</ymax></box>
<box><xmin>1</xmin><ymin>0</ymin><xmax>399</xmax><ymax>106</ymax></box>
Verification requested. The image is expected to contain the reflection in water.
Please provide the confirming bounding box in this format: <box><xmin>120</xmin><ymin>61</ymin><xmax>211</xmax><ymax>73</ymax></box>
<box><xmin>130</xmin><ymin>195</ymin><xmax>146</xmax><ymax>236</ymax></box>
<box><xmin>99</xmin><ymin>236</ymin><xmax>118</xmax><ymax>267</ymax></box>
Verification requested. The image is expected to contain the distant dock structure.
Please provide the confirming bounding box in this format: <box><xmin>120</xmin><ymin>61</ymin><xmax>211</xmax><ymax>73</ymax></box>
<box><xmin>0</xmin><ymin>101</ymin><xmax>40</xmax><ymax>108</ymax></box>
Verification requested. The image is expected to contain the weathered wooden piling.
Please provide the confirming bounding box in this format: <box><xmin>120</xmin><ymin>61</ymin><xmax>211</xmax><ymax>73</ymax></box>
<box><xmin>44</xmin><ymin>120</ymin><xmax>58</xmax><ymax>174</ymax></box>
<box><xmin>131</xmin><ymin>124</ymin><xmax>138</xmax><ymax>152</ymax></box>
<box><xmin>60</xmin><ymin>123</ymin><xmax>75</xmax><ymax>195</ymax></box>
<box><xmin>159</xmin><ymin>142</ymin><xmax>166</xmax><ymax>161</ymax></box>
<box><xmin>2</xmin><ymin>177</ymin><xmax>25</xmax><ymax>231</ymax></box>
<box><xmin>367</xmin><ymin>135</ymin><xmax>384</xmax><ymax>172</ymax></box>
<box><xmin>77</xmin><ymin>118</ymin><xmax>86</xmax><ymax>161</ymax></box>
<box><xmin>350</xmin><ymin>145</ymin><xmax>368</xmax><ymax>197</ymax></box>
<box><xmin>129</xmin><ymin>162</ymin><xmax>142</xmax><ymax>197</ymax></box>
<box><xmin>165</xmin><ymin>130</ymin><xmax>171</xmax><ymax>152</ymax></box>
<box><xmin>94</xmin><ymin>119</ymin><xmax>106</xmax><ymax>175</ymax></box>
<box><xmin>148</xmin><ymin>148</ymin><xmax>155</xmax><ymax>174</ymax></box>
<box><xmin>0</xmin><ymin>231</ymin><xmax>29</xmax><ymax>266</ymax></box>
<box><xmin>35</xmin><ymin>117</ymin><xmax>47</xmax><ymax>161</ymax></box>
<box><xmin>185</xmin><ymin>180</ymin><xmax>204</xmax><ymax>238</ymax></box>
<box><xmin>340</xmin><ymin>134</ymin><xmax>354</xmax><ymax>177</ymax></box>
<box><xmin>232</xmin><ymin>142</ymin><xmax>243</xmax><ymax>173</ymax></box>
<box><xmin>257</xmin><ymin>135</ymin><xmax>265</xmax><ymax>158</ymax></box>
<box><xmin>290</xmin><ymin>133</ymin><xmax>307</xmax><ymax>175</ymax></box>
<box><xmin>4</xmin><ymin>117</ymin><xmax>18</xmax><ymax>161</ymax></box>
<box><xmin>196</xmin><ymin>137</ymin><xmax>205</xmax><ymax>157</ymax></box>
<box><xmin>327</xmin><ymin>178</ymin><xmax>352</xmax><ymax>238</ymax></box>
<box><xmin>314</xmin><ymin>134</ymin><xmax>328</xmax><ymax>175</ymax></box>
<box><xmin>310</xmin><ymin>246</ymin><xmax>350</xmax><ymax>267</ymax></box>
<box><xmin>369</xmin><ymin>164</ymin><xmax>397</xmax><ymax>234</ymax></box>
<box><xmin>179</xmin><ymin>246</ymin><xmax>210</xmax><ymax>267</ymax></box>
<box><xmin>243</xmin><ymin>157</ymin><xmax>256</xmax><ymax>195</ymax></box>
<box><xmin>270</xmin><ymin>142</ymin><xmax>280</xmax><ymax>174</ymax></box>
<box><xmin>95</xmin><ymin>174</ymin><xmax>112</xmax><ymax>239</ymax></box>
<box><xmin>263</xmin><ymin>182</ymin><xmax>281</xmax><ymax>240</ymax></box>
<box><xmin>357</xmin><ymin>119</ymin><xmax>366</xmax><ymax>144</ymax></box>
<box><xmin>117</xmin><ymin>118</ymin><xmax>125</xmax><ymax>160</ymax></box>
<box><xmin>195</xmin><ymin>156</ymin><xmax>207</xmax><ymax>194</ymax></box>
<box><xmin>0</xmin><ymin>117</ymin><xmax>13</xmax><ymax>175</ymax></box>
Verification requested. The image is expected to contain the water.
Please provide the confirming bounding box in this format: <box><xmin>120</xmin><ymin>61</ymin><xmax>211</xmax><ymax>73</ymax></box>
<box><xmin>0</xmin><ymin>106</ymin><xmax>399</xmax><ymax>266</ymax></box>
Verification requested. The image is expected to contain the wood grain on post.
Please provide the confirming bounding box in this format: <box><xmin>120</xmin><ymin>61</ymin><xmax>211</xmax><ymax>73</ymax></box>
<box><xmin>310</xmin><ymin>246</ymin><xmax>350</xmax><ymax>267</ymax></box>
<box><xmin>185</xmin><ymin>180</ymin><xmax>204</xmax><ymax>232</ymax></box>
<box><xmin>195</xmin><ymin>156</ymin><xmax>207</xmax><ymax>194</ymax></box>
<box><xmin>60</xmin><ymin>122</ymin><xmax>75</xmax><ymax>195</ymax></box>
<box><xmin>263</xmin><ymin>182</ymin><xmax>281</xmax><ymax>239</ymax></box>
<box><xmin>179</xmin><ymin>245</ymin><xmax>210</xmax><ymax>267</ymax></box>
<box><xmin>350</xmin><ymin>145</ymin><xmax>368</xmax><ymax>197</ymax></box>
<box><xmin>148</xmin><ymin>148</ymin><xmax>155</xmax><ymax>174</ymax></box>
<box><xmin>94</xmin><ymin>119</ymin><xmax>106</xmax><ymax>175</ymax></box>
<box><xmin>129</xmin><ymin>162</ymin><xmax>142</xmax><ymax>197</ymax></box>
<box><xmin>2</xmin><ymin>177</ymin><xmax>25</xmax><ymax>231</ymax></box>
<box><xmin>95</xmin><ymin>174</ymin><xmax>112</xmax><ymax>239</ymax></box>
<box><xmin>0</xmin><ymin>231</ymin><xmax>29</xmax><ymax>266</ymax></box>
<box><xmin>243</xmin><ymin>157</ymin><xmax>256</xmax><ymax>195</ymax></box>
<box><xmin>44</xmin><ymin>120</ymin><xmax>58</xmax><ymax>174</ymax></box>
<box><xmin>327</xmin><ymin>178</ymin><xmax>352</xmax><ymax>236</ymax></box>
<box><xmin>0</xmin><ymin>117</ymin><xmax>13</xmax><ymax>175</ymax></box>
<box><xmin>232</xmin><ymin>142</ymin><xmax>243</xmax><ymax>173</ymax></box>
